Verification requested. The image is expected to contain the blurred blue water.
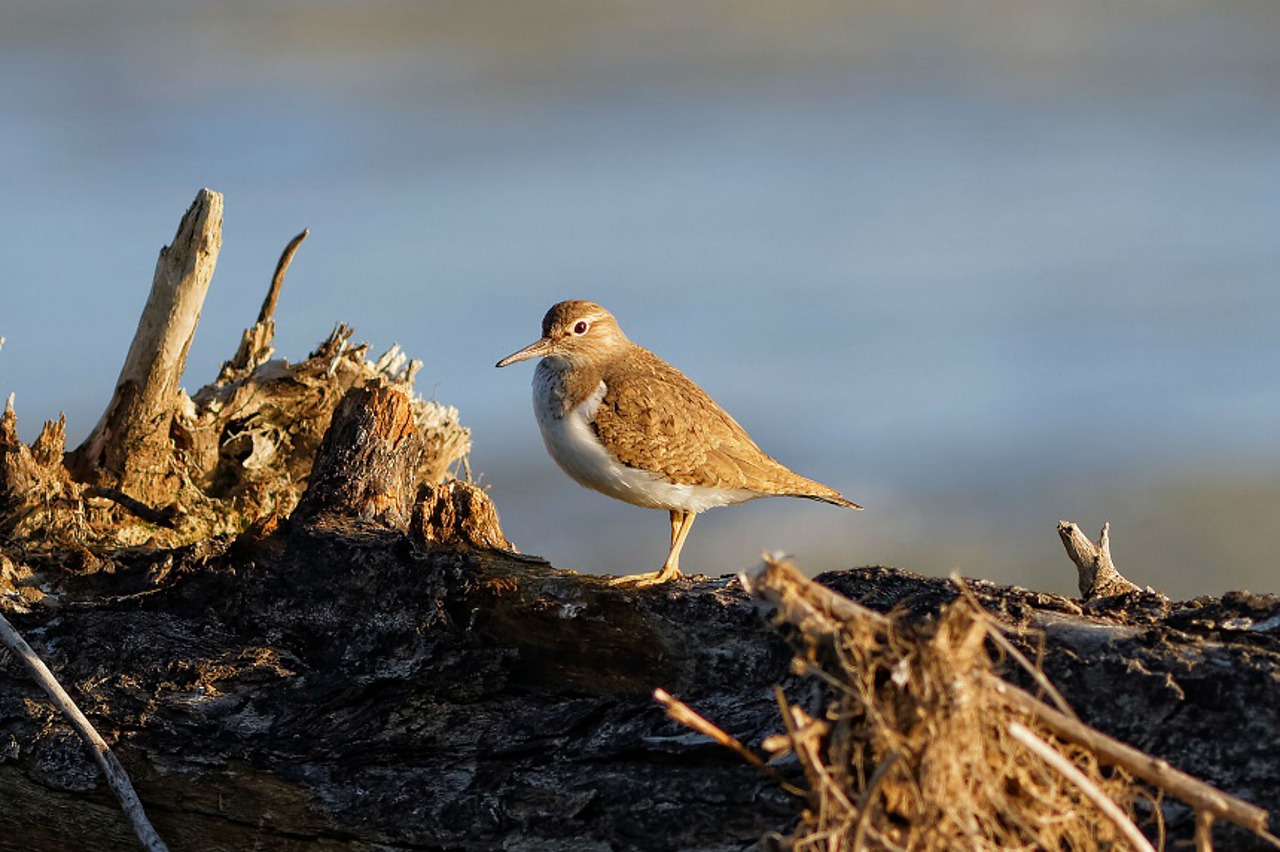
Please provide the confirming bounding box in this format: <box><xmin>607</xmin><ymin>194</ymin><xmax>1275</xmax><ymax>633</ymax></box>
<box><xmin>1</xmin><ymin>1</ymin><xmax>1277</xmax><ymax>596</ymax></box>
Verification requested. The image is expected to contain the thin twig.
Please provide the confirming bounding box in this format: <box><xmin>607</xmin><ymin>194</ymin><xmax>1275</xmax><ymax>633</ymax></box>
<box><xmin>852</xmin><ymin>750</ymin><xmax>901</xmax><ymax>852</ymax></box>
<box><xmin>1196</xmin><ymin>811</ymin><xmax>1215</xmax><ymax>852</ymax></box>
<box><xmin>741</xmin><ymin>552</ymin><xmax>890</xmax><ymax>629</ymax></box>
<box><xmin>1008</xmin><ymin>721</ymin><xmax>1155</xmax><ymax>852</ymax></box>
<box><xmin>653</xmin><ymin>688</ymin><xmax>804</xmax><ymax>796</ymax></box>
<box><xmin>260</xmin><ymin>228</ymin><xmax>308</xmax><ymax>325</ymax></box>
<box><xmin>84</xmin><ymin>486</ymin><xmax>178</xmax><ymax>528</ymax></box>
<box><xmin>0</xmin><ymin>611</ymin><xmax>169</xmax><ymax>851</ymax></box>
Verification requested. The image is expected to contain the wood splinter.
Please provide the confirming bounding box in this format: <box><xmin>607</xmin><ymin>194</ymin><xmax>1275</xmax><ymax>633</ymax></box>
<box><xmin>84</xmin><ymin>485</ymin><xmax>178</xmax><ymax>529</ymax></box>
<box><xmin>70</xmin><ymin>188</ymin><xmax>223</xmax><ymax>506</ymax></box>
<box><xmin>1057</xmin><ymin>521</ymin><xmax>1142</xmax><ymax>599</ymax></box>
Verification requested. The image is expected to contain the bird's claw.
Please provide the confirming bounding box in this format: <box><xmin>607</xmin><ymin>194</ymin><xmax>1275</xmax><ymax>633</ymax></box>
<box><xmin>608</xmin><ymin>568</ymin><xmax>683</xmax><ymax>587</ymax></box>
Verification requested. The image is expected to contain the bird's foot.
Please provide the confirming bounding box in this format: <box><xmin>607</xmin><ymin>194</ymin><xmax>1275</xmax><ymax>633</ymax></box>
<box><xmin>608</xmin><ymin>567</ymin><xmax>683</xmax><ymax>587</ymax></box>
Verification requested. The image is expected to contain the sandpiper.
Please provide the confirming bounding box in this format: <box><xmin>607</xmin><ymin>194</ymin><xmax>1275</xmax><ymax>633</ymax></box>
<box><xmin>496</xmin><ymin>300</ymin><xmax>860</xmax><ymax>586</ymax></box>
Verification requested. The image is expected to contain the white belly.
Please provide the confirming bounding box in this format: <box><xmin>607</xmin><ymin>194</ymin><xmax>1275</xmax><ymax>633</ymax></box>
<box><xmin>532</xmin><ymin>370</ymin><xmax>759</xmax><ymax>513</ymax></box>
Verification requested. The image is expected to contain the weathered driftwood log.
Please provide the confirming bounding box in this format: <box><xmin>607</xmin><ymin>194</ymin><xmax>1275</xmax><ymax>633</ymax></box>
<box><xmin>3</xmin><ymin>191</ymin><xmax>1277</xmax><ymax>851</ymax></box>
<box><xmin>71</xmin><ymin>189</ymin><xmax>224</xmax><ymax>505</ymax></box>
<box><xmin>3</xmin><ymin>494</ymin><xmax>1279</xmax><ymax>850</ymax></box>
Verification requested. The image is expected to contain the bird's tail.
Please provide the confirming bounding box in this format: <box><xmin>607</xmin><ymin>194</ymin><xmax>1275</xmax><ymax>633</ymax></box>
<box><xmin>806</xmin><ymin>491</ymin><xmax>863</xmax><ymax>510</ymax></box>
<box><xmin>760</xmin><ymin>460</ymin><xmax>863</xmax><ymax>509</ymax></box>
<box><xmin>784</xmin><ymin>476</ymin><xmax>862</xmax><ymax>509</ymax></box>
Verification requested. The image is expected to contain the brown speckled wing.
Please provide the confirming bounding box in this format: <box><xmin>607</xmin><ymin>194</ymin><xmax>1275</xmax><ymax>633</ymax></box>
<box><xmin>592</xmin><ymin>346</ymin><xmax>843</xmax><ymax>499</ymax></box>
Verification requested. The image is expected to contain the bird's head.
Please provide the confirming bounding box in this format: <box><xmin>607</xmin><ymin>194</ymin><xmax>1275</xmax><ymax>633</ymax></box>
<box><xmin>496</xmin><ymin>300</ymin><xmax>628</xmax><ymax>368</ymax></box>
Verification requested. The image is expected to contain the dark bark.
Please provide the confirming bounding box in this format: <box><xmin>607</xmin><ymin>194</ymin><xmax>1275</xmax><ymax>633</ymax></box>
<box><xmin>2</xmin><ymin>515</ymin><xmax>1278</xmax><ymax>850</ymax></box>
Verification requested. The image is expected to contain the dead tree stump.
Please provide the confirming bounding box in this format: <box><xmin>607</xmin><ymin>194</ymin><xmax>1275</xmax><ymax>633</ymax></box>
<box><xmin>292</xmin><ymin>381</ymin><xmax>425</xmax><ymax>530</ymax></box>
<box><xmin>0</xmin><ymin>191</ymin><xmax>469</xmax><ymax>549</ymax></box>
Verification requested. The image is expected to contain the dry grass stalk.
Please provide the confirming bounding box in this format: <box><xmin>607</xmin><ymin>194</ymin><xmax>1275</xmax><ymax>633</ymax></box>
<box><xmin>659</xmin><ymin>554</ymin><xmax>1277</xmax><ymax>851</ymax></box>
<box><xmin>1007</xmin><ymin>721</ymin><xmax>1154</xmax><ymax>852</ymax></box>
<box><xmin>986</xmin><ymin>675</ymin><xmax>1274</xmax><ymax>842</ymax></box>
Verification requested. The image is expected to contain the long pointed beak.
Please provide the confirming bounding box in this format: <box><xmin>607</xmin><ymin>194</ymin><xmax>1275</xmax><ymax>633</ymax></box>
<box><xmin>496</xmin><ymin>337</ymin><xmax>554</xmax><ymax>368</ymax></box>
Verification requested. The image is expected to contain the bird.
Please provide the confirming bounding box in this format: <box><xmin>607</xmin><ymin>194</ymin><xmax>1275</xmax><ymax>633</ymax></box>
<box><xmin>496</xmin><ymin>300</ymin><xmax>860</xmax><ymax>586</ymax></box>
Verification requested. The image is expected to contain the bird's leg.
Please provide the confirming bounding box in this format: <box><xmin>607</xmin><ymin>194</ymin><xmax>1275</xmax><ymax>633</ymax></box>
<box><xmin>654</xmin><ymin>510</ymin><xmax>695</xmax><ymax>583</ymax></box>
<box><xmin>609</xmin><ymin>509</ymin><xmax>694</xmax><ymax>587</ymax></box>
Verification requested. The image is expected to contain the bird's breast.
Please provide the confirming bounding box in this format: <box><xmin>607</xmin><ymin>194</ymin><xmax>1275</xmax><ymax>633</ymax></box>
<box><xmin>532</xmin><ymin>367</ymin><xmax>620</xmax><ymax>494</ymax></box>
<box><xmin>530</xmin><ymin>363</ymin><xmax>759</xmax><ymax>512</ymax></box>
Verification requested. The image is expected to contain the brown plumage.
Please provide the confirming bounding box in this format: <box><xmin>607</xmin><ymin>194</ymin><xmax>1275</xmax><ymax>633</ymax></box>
<box><xmin>497</xmin><ymin>300</ymin><xmax>860</xmax><ymax>585</ymax></box>
<box><xmin>593</xmin><ymin>345</ymin><xmax>857</xmax><ymax>504</ymax></box>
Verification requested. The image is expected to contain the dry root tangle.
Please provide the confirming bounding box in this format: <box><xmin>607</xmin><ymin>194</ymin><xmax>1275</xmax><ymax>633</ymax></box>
<box><xmin>658</xmin><ymin>555</ymin><xmax>1277</xmax><ymax>851</ymax></box>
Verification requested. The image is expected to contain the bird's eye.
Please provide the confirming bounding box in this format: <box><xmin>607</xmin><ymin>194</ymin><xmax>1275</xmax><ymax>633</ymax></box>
<box><xmin>573</xmin><ymin>321</ymin><xmax>589</xmax><ymax>335</ymax></box>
